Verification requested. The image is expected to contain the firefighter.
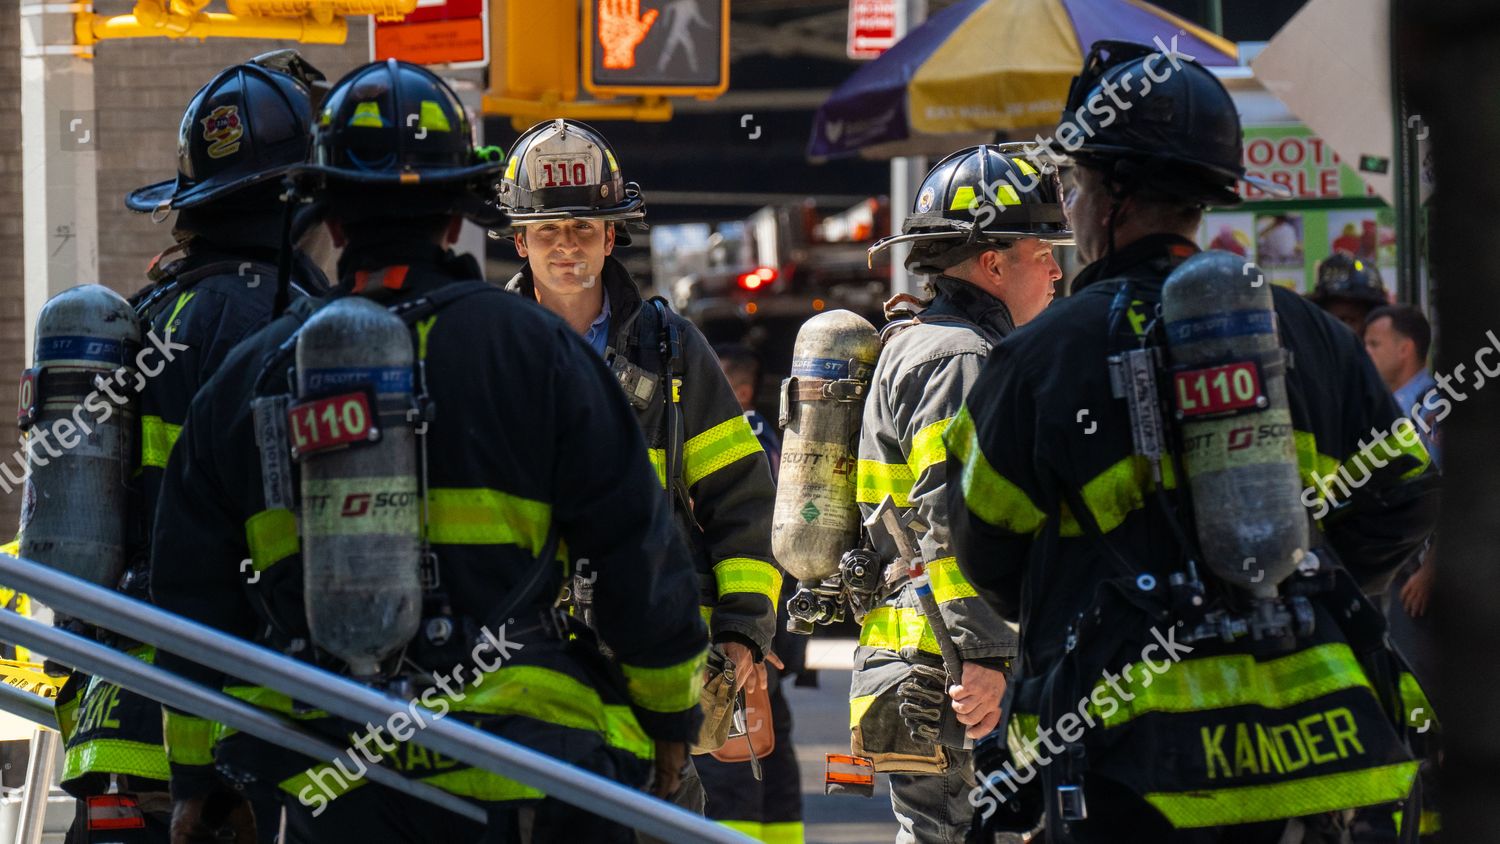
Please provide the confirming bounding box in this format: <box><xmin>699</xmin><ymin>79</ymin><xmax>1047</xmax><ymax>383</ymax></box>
<box><xmin>852</xmin><ymin>145</ymin><xmax>1069</xmax><ymax>843</ymax></box>
<box><xmin>947</xmin><ymin>42</ymin><xmax>1438</xmax><ymax>841</ymax></box>
<box><xmin>499</xmin><ymin>120</ymin><xmax>782</xmax><ymax>825</ymax></box>
<box><xmin>49</xmin><ymin>53</ymin><xmax>331</xmax><ymax>844</ymax></box>
<box><xmin>149</xmin><ymin>60</ymin><xmax>706</xmax><ymax>844</ymax></box>
<box><xmin>1309</xmin><ymin>252</ymin><xmax>1390</xmax><ymax>339</ymax></box>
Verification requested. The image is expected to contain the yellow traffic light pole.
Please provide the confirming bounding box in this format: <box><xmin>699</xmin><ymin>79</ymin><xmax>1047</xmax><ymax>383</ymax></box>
<box><xmin>74</xmin><ymin>0</ymin><xmax>414</xmax><ymax>46</ymax></box>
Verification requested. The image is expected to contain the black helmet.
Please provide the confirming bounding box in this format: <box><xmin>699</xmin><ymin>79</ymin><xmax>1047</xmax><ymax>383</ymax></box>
<box><xmin>294</xmin><ymin>59</ymin><xmax>505</xmax><ymax>224</ymax></box>
<box><xmin>1061</xmin><ymin>40</ymin><xmax>1280</xmax><ymax>206</ymax></box>
<box><xmin>868</xmin><ymin>143</ymin><xmax>1072</xmax><ymax>275</ymax></box>
<box><xmin>125</xmin><ymin>56</ymin><xmax>321</xmax><ymax>214</ymax></box>
<box><xmin>498</xmin><ymin>119</ymin><xmax>646</xmax><ymax>226</ymax></box>
<box><xmin>1309</xmin><ymin>252</ymin><xmax>1388</xmax><ymax>306</ymax></box>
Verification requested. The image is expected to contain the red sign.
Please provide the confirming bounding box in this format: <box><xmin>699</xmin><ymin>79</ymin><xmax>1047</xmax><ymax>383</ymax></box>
<box><xmin>288</xmin><ymin>392</ymin><xmax>375</xmax><ymax>459</ymax></box>
<box><xmin>373</xmin><ymin>0</ymin><xmax>488</xmax><ymax>69</ymax></box>
<box><xmin>848</xmin><ymin>0</ymin><xmax>897</xmax><ymax>60</ymax></box>
<box><xmin>1174</xmin><ymin>361</ymin><xmax>1265</xmax><ymax>418</ymax></box>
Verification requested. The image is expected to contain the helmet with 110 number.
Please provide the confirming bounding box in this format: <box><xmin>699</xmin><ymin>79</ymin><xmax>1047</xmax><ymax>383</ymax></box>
<box><xmin>867</xmin><ymin>143</ymin><xmax>1072</xmax><ymax>276</ymax></box>
<box><xmin>1061</xmin><ymin>39</ymin><xmax>1283</xmax><ymax>206</ymax></box>
<box><xmin>1308</xmin><ymin>252</ymin><xmax>1389</xmax><ymax>306</ymax></box>
<box><xmin>125</xmin><ymin>52</ymin><xmax>324</xmax><ymax>214</ymax></box>
<box><xmin>498</xmin><ymin>119</ymin><xmax>646</xmax><ymax>226</ymax></box>
<box><xmin>294</xmin><ymin>59</ymin><xmax>506</xmax><ymax>226</ymax></box>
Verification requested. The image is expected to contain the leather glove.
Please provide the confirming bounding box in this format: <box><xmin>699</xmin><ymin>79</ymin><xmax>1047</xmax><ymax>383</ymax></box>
<box><xmin>897</xmin><ymin>663</ymin><xmax>949</xmax><ymax>744</ymax></box>
<box><xmin>170</xmin><ymin>788</ymin><xmax>256</xmax><ymax>844</ymax></box>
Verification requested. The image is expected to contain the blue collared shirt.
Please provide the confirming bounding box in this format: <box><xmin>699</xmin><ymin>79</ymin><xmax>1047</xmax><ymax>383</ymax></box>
<box><xmin>584</xmin><ymin>288</ymin><xmax>612</xmax><ymax>358</ymax></box>
<box><xmin>1392</xmin><ymin>369</ymin><xmax>1440</xmax><ymax>467</ymax></box>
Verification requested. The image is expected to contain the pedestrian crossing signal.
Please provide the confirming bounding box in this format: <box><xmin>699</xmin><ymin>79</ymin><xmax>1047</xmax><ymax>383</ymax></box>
<box><xmin>584</xmin><ymin>0</ymin><xmax>730</xmax><ymax>99</ymax></box>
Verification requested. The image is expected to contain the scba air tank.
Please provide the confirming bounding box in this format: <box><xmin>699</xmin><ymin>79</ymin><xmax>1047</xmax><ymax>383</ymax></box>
<box><xmin>293</xmin><ymin>297</ymin><xmax>421</xmax><ymax>678</ymax></box>
<box><xmin>1162</xmin><ymin>251</ymin><xmax>1307</xmax><ymax>598</ymax></box>
<box><xmin>772</xmin><ymin>310</ymin><xmax>881</xmax><ymax>583</ymax></box>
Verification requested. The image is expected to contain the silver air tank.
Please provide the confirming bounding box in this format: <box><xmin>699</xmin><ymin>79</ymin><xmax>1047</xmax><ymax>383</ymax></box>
<box><xmin>20</xmin><ymin>285</ymin><xmax>141</xmax><ymax>588</ymax></box>
<box><xmin>772</xmin><ymin>310</ymin><xmax>881</xmax><ymax>583</ymax></box>
<box><xmin>294</xmin><ymin>297</ymin><xmax>421</xmax><ymax>678</ymax></box>
<box><xmin>1162</xmin><ymin>251</ymin><xmax>1307</xmax><ymax>598</ymax></box>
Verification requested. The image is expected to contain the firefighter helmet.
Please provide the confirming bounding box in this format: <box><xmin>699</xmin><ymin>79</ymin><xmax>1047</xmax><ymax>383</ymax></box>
<box><xmin>1061</xmin><ymin>40</ymin><xmax>1280</xmax><ymax>206</ymax></box>
<box><xmin>1309</xmin><ymin>252</ymin><xmax>1389</xmax><ymax>306</ymax></box>
<box><xmin>498</xmin><ymin>119</ymin><xmax>646</xmax><ymax>226</ymax></box>
<box><xmin>868</xmin><ymin>144</ymin><xmax>1072</xmax><ymax>275</ymax></box>
<box><xmin>125</xmin><ymin>56</ymin><xmax>321</xmax><ymax>214</ymax></box>
<box><xmin>295</xmin><ymin>59</ymin><xmax>505</xmax><ymax>224</ymax></box>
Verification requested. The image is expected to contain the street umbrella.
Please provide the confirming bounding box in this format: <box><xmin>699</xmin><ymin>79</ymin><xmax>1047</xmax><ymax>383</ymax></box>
<box><xmin>809</xmin><ymin>0</ymin><xmax>1239</xmax><ymax>161</ymax></box>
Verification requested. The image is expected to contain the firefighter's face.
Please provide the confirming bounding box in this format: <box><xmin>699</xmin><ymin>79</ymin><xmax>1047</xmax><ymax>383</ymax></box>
<box><xmin>990</xmin><ymin>239</ymin><xmax>1062</xmax><ymax>328</ymax></box>
<box><xmin>1065</xmin><ymin>166</ymin><xmax>1110</xmax><ymax>264</ymax></box>
<box><xmin>515</xmin><ymin>219</ymin><xmax>615</xmax><ymax>294</ymax></box>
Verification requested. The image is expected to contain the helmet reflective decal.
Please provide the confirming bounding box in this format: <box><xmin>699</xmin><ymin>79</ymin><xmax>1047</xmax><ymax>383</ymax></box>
<box><xmin>949</xmin><ymin>185</ymin><xmax>976</xmax><ymax>212</ymax></box>
<box><xmin>417</xmin><ymin>100</ymin><xmax>451</xmax><ymax>134</ymax></box>
<box><xmin>200</xmin><ymin>105</ymin><xmax>244</xmax><ymax>159</ymax></box>
<box><xmin>605</xmin><ymin>149</ymin><xmax>619</xmax><ymax>173</ymax></box>
<box><xmin>1012</xmin><ymin>157</ymin><xmax>1038</xmax><ymax>176</ymax></box>
<box><xmin>916</xmin><ymin>187</ymin><xmax>935</xmax><ymax>213</ymax></box>
<box><xmin>349</xmin><ymin>101</ymin><xmax>385</xmax><ymax>128</ymax></box>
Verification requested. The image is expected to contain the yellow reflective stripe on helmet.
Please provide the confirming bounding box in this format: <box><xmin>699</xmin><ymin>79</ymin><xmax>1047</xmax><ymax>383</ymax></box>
<box><xmin>1063</xmin><ymin>455</ymin><xmax>1178</xmax><ymax>537</ymax></box>
<box><xmin>945</xmin><ymin>406</ymin><xmax>1044</xmax><ymax>534</ymax></box>
<box><xmin>244</xmin><ymin>508</ymin><xmax>299</xmax><ymax>572</ymax></box>
<box><xmin>684</xmin><ymin>415</ymin><xmax>763</xmax><ymax>488</ymax></box>
<box><xmin>950</xmin><ymin>186</ymin><xmax>976</xmax><ymax>211</ymax></box>
<box><xmin>417</xmin><ymin>100</ymin><xmax>452</xmax><ymax>133</ymax></box>
<box><xmin>64</xmin><ymin>738</ymin><xmax>171</xmax><ymax>782</ymax></box>
<box><xmin>163</xmin><ymin>712</ymin><xmax>217</xmax><ymax>767</ymax></box>
<box><xmin>224</xmin><ymin>686</ymin><xmax>328</xmax><ymax>720</ymax></box>
<box><xmin>647</xmin><ymin>448</ymin><xmax>668</xmax><ymax>488</ymax></box>
<box><xmin>858</xmin><ymin>606</ymin><xmax>941</xmax><ymax>655</ymax></box>
<box><xmin>908</xmin><ymin>416</ymin><xmax>952</xmax><ymax>478</ymax></box>
<box><xmin>714</xmin><ymin>558</ymin><xmax>782</xmax><ymax>605</ymax></box>
<box><xmin>1143</xmin><ymin>761</ymin><xmax>1419</xmax><ymax>829</ymax></box>
<box><xmin>620</xmin><ymin>649</ymin><xmax>708</xmax><ymax>714</ymax></box>
<box><xmin>140</xmin><ymin>415</ymin><xmax>182</xmax><ymax>470</ymax></box>
<box><xmin>446</xmin><ymin>665</ymin><xmax>653</xmax><ymax>760</ymax></box>
<box><xmin>1087</xmin><ymin>642</ymin><xmax>1373</xmax><ymax>729</ymax></box>
<box><xmin>425</xmin><ymin>488</ymin><xmax>551</xmax><ymax>555</ymax></box>
<box><xmin>850</xmin><ymin>694</ymin><xmax>877</xmax><ymax>729</ymax></box>
<box><xmin>720</xmin><ymin>820</ymin><xmax>806</xmax><ymax>844</ymax></box>
<box><xmin>350</xmin><ymin>101</ymin><xmax>384</xmax><ymax>128</ymax></box>
<box><xmin>925</xmin><ymin>556</ymin><xmax>977</xmax><ymax>603</ymax></box>
<box><xmin>855</xmin><ymin>459</ymin><xmax>912</xmax><ymax>507</ymax></box>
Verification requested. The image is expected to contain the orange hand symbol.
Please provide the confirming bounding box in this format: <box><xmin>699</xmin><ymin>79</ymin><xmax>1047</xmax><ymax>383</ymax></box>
<box><xmin>599</xmin><ymin>0</ymin><xmax>660</xmax><ymax>70</ymax></box>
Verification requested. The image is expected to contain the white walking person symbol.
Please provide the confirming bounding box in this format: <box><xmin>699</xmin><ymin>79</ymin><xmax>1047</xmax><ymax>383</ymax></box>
<box><xmin>656</xmin><ymin>0</ymin><xmax>709</xmax><ymax>74</ymax></box>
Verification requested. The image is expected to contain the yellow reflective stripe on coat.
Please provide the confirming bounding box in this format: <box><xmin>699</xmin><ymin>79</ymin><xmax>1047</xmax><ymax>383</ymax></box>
<box><xmin>1399</xmin><ymin>672</ymin><xmax>1436</xmax><ymax>731</ymax></box>
<box><xmin>63</xmin><ymin>738</ymin><xmax>171</xmax><ymax>782</ymax></box>
<box><xmin>1294</xmin><ymin>431</ymin><xmax>1341</xmax><ymax>505</ymax></box>
<box><xmin>925</xmin><ymin>556</ymin><xmax>977</xmax><ymax>603</ymax></box>
<box><xmin>849</xmin><ymin>693</ymin><xmax>878</xmax><ymax>729</ymax></box>
<box><xmin>620</xmin><ymin>649</ymin><xmax>708</xmax><ymax>714</ymax></box>
<box><xmin>1088</xmin><ymin>642</ymin><xmax>1373</xmax><ymax>729</ymax></box>
<box><xmin>945</xmin><ymin>406</ymin><xmax>1044</xmax><ymax>534</ymax></box>
<box><xmin>450</xmin><ymin>665</ymin><xmax>653</xmax><ymax>760</ymax></box>
<box><xmin>858</xmin><ymin>606</ymin><xmax>941</xmax><ymax>655</ymax></box>
<box><xmin>425</xmin><ymin>488</ymin><xmax>551</xmax><ymax>555</ymax></box>
<box><xmin>224</xmin><ymin>686</ymin><xmax>328</xmax><ymax>720</ymax></box>
<box><xmin>1393</xmin><ymin>807</ymin><xmax>1442</xmax><ymax>836</ymax></box>
<box><xmin>1064</xmin><ymin>455</ymin><xmax>1178</xmax><ymax>537</ymax></box>
<box><xmin>907</xmin><ymin>416</ymin><xmax>953</xmax><ymax>478</ymax></box>
<box><xmin>720</xmin><ymin>819</ymin><xmax>806</xmax><ymax>844</ymax></box>
<box><xmin>163</xmin><ymin>712</ymin><xmax>217</xmax><ymax>767</ymax></box>
<box><xmin>855</xmin><ymin>459</ymin><xmax>913</xmax><ymax>507</ymax></box>
<box><xmin>683</xmin><ymin>415</ymin><xmax>763</xmax><ymax>487</ymax></box>
<box><xmin>648</xmin><ymin>448</ymin><xmax>668</xmax><ymax>488</ymax></box>
<box><xmin>714</xmin><ymin>558</ymin><xmax>782</xmax><ymax>605</ymax></box>
<box><xmin>245</xmin><ymin>508</ymin><xmax>299</xmax><ymax>572</ymax></box>
<box><xmin>1340</xmin><ymin>425</ymin><xmax>1431</xmax><ymax>483</ymax></box>
<box><xmin>1144</xmin><ymin>760</ymin><xmax>1419</xmax><ymax>828</ymax></box>
<box><xmin>140</xmin><ymin>415</ymin><xmax>182</xmax><ymax>470</ymax></box>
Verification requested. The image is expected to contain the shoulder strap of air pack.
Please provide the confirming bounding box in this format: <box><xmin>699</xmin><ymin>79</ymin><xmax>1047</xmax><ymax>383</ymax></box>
<box><xmin>135</xmin><ymin>259</ymin><xmax>276</xmax><ymax>325</ymax></box>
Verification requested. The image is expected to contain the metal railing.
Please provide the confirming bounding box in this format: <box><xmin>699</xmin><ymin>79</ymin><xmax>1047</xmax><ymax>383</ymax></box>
<box><xmin>0</xmin><ymin>551</ymin><xmax>748</xmax><ymax>843</ymax></box>
<box><xmin>0</xmin><ymin>681</ymin><xmax>54</xmax><ymax>729</ymax></box>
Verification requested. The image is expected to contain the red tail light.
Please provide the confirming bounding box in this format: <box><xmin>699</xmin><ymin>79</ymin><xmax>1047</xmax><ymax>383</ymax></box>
<box><xmin>737</xmin><ymin>266</ymin><xmax>778</xmax><ymax>291</ymax></box>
